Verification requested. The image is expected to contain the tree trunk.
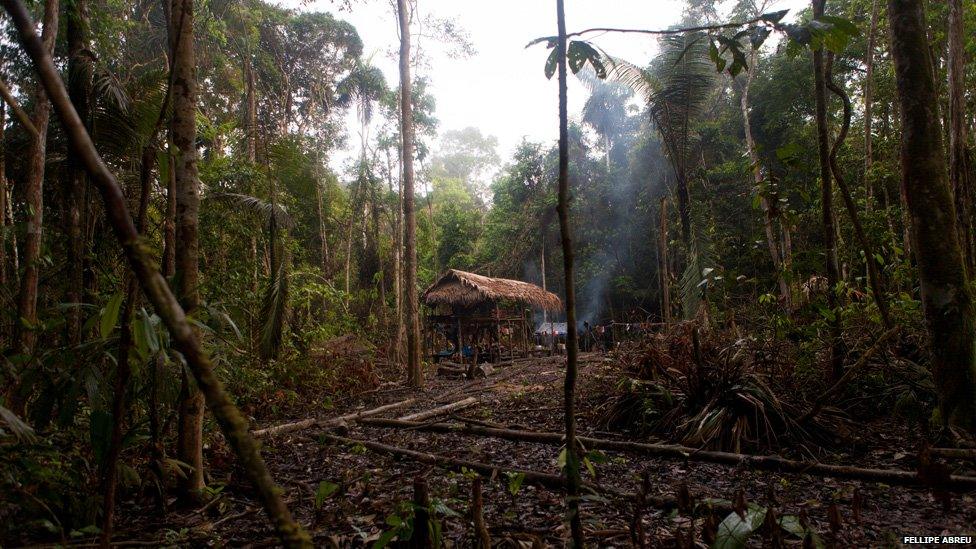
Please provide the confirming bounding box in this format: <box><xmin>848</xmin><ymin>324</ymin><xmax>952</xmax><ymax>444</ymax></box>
<box><xmin>0</xmin><ymin>1</ymin><xmax>311</xmax><ymax>543</ymax></box>
<box><xmin>739</xmin><ymin>55</ymin><xmax>791</xmax><ymax>310</ymax></box>
<box><xmin>555</xmin><ymin>1</ymin><xmax>584</xmax><ymax>545</ymax></box>
<box><xmin>658</xmin><ymin>197</ymin><xmax>671</xmax><ymax>325</ymax></box>
<box><xmin>825</xmin><ymin>55</ymin><xmax>893</xmax><ymax>329</ymax></box>
<box><xmin>398</xmin><ymin>0</ymin><xmax>422</xmax><ymax>388</ymax></box>
<box><xmin>65</xmin><ymin>0</ymin><xmax>91</xmax><ymax>346</ymax></box>
<box><xmin>169</xmin><ymin>0</ymin><xmax>205</xmax><ymax>497</ymax></box>
<box><xmin>0</xmin><ymin>100</ymin><xmax>7</xmax><ymax>290</ymax></box>
<box><xmin>14</xmin><ymin>0</ymin><xmax>58</xmax><ymax>356</ymax></box>
<box><xmin>947</xmin><ymin>0</ymin><xmax>973</xmax><ymax>274</ymax></box>
<box><xmin>812</xmin><ymin>0</ymin><xmax>844</xmax><ymax>382</ymax></box>
<box><xmin>100</xmin><ymin>147</ymin><xmax>154</xmax><ymax>545</ymax></box>
<box><xmin>888</xmin><ymin>0</ymin><xmax>976</xmax><ymax>433</ymax></box>
<box><xmin>863</xmin><ymin>0</ymin><xmax>878</xmax><ymax>213</ymax></box>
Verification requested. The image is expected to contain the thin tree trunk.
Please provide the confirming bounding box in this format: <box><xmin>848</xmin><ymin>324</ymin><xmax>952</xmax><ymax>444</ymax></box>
<box><xmin>658</xmin><ymin>197</ymin><xmax>671</xmax><ymax>325</ymax></box>
<box><xmin>825</xmin><ymin>55</ymin><xmax>893</xmax><ymax>329</ymax></box>
<box><xmin>863</xmin><ymin>0</ymin><xmax>879</xmax><ymax>213</ymax></box>
<box><xmin>169</xmin><ymin>0</ymin><xmax>205</xmax><ymax>497</ymax></box>
<box><xmin>65</xmin><ymin>0</ymin><xmax>91</xmax><ymax>346</ymax></box>
<box><xmin>314</xmin><ymin>180</ymin><xmax>329</xmax><ymax>271</ymax></box>
<box><xmin>398</xmin><ymin>0</ymin><xmax>422</xmax><ymax>388</ymax></box>
<box><xmin>100</xmin><ymin>146</ymin><xmax>154</xmax><ymax>546</ymax></box>
<box><xmin>0</xmin><ymin>1</ymin><xmax>311</xmax><ymax>543</ymax></box>
<box><xmin>14</xmin><ymin>0</ymin><xmax>58</xmax><ymax>356</ymax></box>
<box><xmin>888</xmin><ymin>0</ymin><xmax>976</xmax><ymax>434</ymax></box>
<box><xmin>739</xmin><ymin>54</ymin><xmax>791</xmax><ymax>310</ymax></box>
<box><xmin>812</xmin><ymin>0</ymin><xmax>844</xmax><ymax>382</ymax></box>
<box><xmin>0</xmin><ymin>100</ymin><xmax>7</xmax><ymax>290</ymax></box>
<box><xmin>947</xmin><ymin>0</ymin><xmax>973</xmax><ymax>274</ymax></box>
<box><xmin>555</xmin><ymin>1</ymin><xmax>583</xmax><ymax>545</ymax></box>
<box><xmin>245</xmin><ymin>55</ymin><xmax>260</xmax><ymax>291</ymax></box>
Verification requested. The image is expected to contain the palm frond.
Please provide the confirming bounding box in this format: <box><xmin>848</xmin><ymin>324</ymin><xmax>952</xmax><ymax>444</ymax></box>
<box><xmin>210</xmin><ymin>192</ymin><xmax>293</xmax><ymax>228</ymax></box>
<box><xmin>259</xmin><ymin>258</ymin><xmax>290</xmax><ymax>360</ymax></box>
<box><xmin>0</xmin><ymin>404</ymin><xmax>38</xmax><ymax>443</ymax></box>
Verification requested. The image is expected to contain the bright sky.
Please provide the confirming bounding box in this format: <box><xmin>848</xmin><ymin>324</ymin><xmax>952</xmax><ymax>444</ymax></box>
<box><xmin>282</xmin><ymin>0</ymin><xmax>808</xmax><ymax>172</ymax></box>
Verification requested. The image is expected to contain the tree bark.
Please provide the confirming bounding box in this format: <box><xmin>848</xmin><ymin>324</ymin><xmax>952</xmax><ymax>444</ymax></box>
<box><xmin>0</xmin><ymin>1</ymin><xmax>311</xmax><ymax>543</ymax></box>
<box><xmin>168</xmin><ymin>0</ymin><xmax>205</xmax><ymax>497</ymax></box>
<box><xmin>947</xmin><ymin>0</ymin><xmax>973</xmax><ymax>274</ymax></box>
<box><xmin>658</xmin><ymin>197</ymin><xmax>671</xmax><ymax>325</ymax></box>
<box><xmin>863</xmin><ymin>0</ymin><xmax>878</xmax><ymax>214</ymax></box>
<box><xmin>65</xmin><ymin>0</ymin><xmax>92</xmax><ymax>346</ymax></box>
<box><xmin>14</xmin><ymin>0</ymin><xmax>58</xmax><ymax>356</ymax></box>
<box><xmin>0</xmin><ymin>100</ymin><xmax>7</xmax><ymax>290</ymax></box>
<box><xmin>471</xmin><ymin>477</ymin><xmax>491</xmax><ymax>549</ymax></box>
<box><xmin>825</xmin><ymin>55</ymin><xmax>892</xmax><ymax>329</ymax></box>
<box><xmin>888</xmin><ymin>0</ymin><xmax>976</xmax><ymax>433</ymax></box>
<box><xmin>555</xmin><ymin>1</ymin><xmax>584</xmax><ymax>545</ymax></box>
<box><xmin>398</xmin><ymin>0</ymin><xmax>422</xmax><ymax>388</ymax></box>
<box><xmin>811</xmin><ymin>0</ymin><xmax>844</xmax><ymax>382</ymax></box>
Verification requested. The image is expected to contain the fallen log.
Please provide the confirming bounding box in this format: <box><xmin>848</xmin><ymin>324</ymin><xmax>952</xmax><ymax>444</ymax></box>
<box><xmin>253</xmin><ymin>397</ymin><xmax>417</xmax><ymax>438</ymax></box>
<box><xmin>357</xmin><ymin>418</ymin><xmax>976</xmax><ymax>492</ymax></box>
<box><xmin>320</xmin><ymin>433</ymin><xmax>695</xmax><ymax>511</ymax></box>
<box><xmin>398</xmin><ymin>397</ymin><xmax>478</xmax><ymax>422</ymax></box>
<box><xmin>930</xmin><ymin>448</ymin><xmax>976</xmax><ymax>461</ymax></box>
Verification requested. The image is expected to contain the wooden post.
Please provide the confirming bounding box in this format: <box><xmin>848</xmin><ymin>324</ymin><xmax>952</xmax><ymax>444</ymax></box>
<box><xmin>471</xmin><ymin>477</ymin><xmax>491</xmax><ymax>548</ymax></box>
<box><xmin>410</xmin><ymin>476</ymin><xmax>432</xmax><ymax>548</ymax></box>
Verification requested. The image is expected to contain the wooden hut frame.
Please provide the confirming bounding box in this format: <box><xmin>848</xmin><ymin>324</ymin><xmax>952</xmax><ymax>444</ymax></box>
<box><xmin>422</xmin><ymin>269</ymin><xmax>562</xmax><ymax>365</ymax></box>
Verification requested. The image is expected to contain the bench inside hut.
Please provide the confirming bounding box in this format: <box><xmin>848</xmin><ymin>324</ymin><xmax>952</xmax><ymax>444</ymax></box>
<box><xmin>422</xmin><ymin>269</ymin><xmax>563</xmax><ymax>367</ymax></box>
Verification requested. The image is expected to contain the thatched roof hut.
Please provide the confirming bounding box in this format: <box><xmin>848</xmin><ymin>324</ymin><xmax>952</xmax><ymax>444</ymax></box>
<box><xmin>423</xmin><ymin>269</ymin><xmax>562</xmax><ymax>312</ymax></box>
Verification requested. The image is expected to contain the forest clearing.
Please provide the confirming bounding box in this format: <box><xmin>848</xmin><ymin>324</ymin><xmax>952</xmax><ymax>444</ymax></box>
<box><xmin>2</xmin><ymin>0</ymin><xmax>976</xmax><ymax>546</ymax></box>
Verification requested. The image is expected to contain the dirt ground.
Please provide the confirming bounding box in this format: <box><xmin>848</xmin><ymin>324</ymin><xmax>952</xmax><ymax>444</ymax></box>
<box><xmin>93</xmin><ymin>354</ymin><xmax>976</xmax><ymax>547</ymax></box>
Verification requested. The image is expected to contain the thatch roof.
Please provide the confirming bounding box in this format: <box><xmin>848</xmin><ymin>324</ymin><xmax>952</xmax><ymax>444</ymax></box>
<box><xmin>423</xmin><ymin>269</ymin><xmax>563</xmax><ymax>312</ymax></box>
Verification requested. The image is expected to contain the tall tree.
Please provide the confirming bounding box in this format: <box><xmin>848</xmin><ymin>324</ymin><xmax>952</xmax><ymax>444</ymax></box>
<box><xmin>398</xmin><ymin>0</ymin><xmax>422</xmax><ymax>388</ymax></box>
<box><xmin>555</xmin><ymin>0</ymin><xmax>583</xmax><ymax>545</ymax></box>
<box><xmin>947</xmin><ymin>0</ymin><xmax>973</xmax><ymax>273</ymax></box>
<box><xmin>64</xmin><ymin>0</ymin><xmax>92</xmax><ymax>346</ymax></box>
<box><xmin>863</xmin><ymin>0</ymin><xmax>879</xmax><ymax>213</ymax></box>
<box><xmin>888</xmin><ymin>0</ymin><xmax>976</xmax><ymax>434</ymax></box>
<box><xmin>14</xmin><ymin>0</ymin><xmax>58</xmax><ymax>356</ymax></box>
<box><xmin>169</xmin><ymin>0</ymin><xmax>206</xmax><ymax>496</ymax></box>
<box><xmin>811</xmin><ymin>0</ymin><xmax>843</xmax><ymax>381</ymax></box>
<box><xmin>737</xmin><ymin>47</ymin><xmax>792</xmax><ymax>310</ymax></box>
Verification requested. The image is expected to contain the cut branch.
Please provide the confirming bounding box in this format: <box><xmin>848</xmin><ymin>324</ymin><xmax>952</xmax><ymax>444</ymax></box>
<box><xmin>253</xmin><ymin>397</ymin><xmax>417</xmax><ymax>438</ymax></box>
<box><xmin>398</xmin><ymin>397</ymin><xmax>478</xmax><ymax>422</ymax></box>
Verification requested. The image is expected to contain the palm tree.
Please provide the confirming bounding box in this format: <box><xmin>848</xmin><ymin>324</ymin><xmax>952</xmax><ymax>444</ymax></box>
<box><xmin>606</xmin><ymin>32</ymin><xmax>718</xmax><ymax>317</ymax></box>
<box><xmin>607</xmin><ymin>32</ymin><xmax>717</xmax><ymax>245</ymax></box>
<box><xmin>578</xmin><ymin>68</ymin><xmax>632</xmax><ymax>170</ymax></box>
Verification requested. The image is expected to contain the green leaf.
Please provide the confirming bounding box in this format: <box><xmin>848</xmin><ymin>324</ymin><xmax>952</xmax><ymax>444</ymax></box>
<box><xmin>505</xmin><ymin>471</ymin><xmax>525</xmax><ymax>496</ymax></box>
<box><xmin>760</xmin><ymin>9</ymin><xmax>789</xmax><ymax>23</ymax></box>
<box><xmin>544</xmin><ymin>49</ymin><xmax>558</xmax><ymax>80</ymax></box>
<box><xmin>100</xmin><ymin>292</ymin><xmax>125</xmax><ymax>339</ymax></box>
<box><xmin>750</xmin><ymin>26</ymin><xmax>771</xmax><ymax>49</ymax></box>
<box><xmin>371</xmin><ymin>528</ymin><xmax>399</xmax><ymax>549</ymax></box>
<box><xmin>713</xmin><ymin>505</ymin><xmax>767</xmax><ymax>548</ymax></box>
<box><xmin>314</xmin><ymin>481</ymin><xmax>339</xmax><ymax>509</ymax></box>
